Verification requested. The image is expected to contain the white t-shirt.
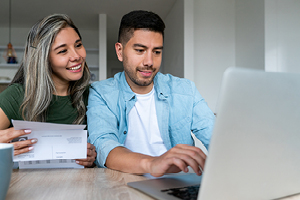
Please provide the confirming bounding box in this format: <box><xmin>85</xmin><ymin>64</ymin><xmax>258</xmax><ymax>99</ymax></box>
<box><xmin>124</xmin><ymin>87</ymin><xmax>167</xmax><ymax>156</ymax></box>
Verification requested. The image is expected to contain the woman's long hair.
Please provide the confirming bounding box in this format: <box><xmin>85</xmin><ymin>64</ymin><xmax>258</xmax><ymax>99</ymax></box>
<box><xmin>11</xmin><ymin>14</ymin><xmax>90</xmax><ymax>124</ymax></box>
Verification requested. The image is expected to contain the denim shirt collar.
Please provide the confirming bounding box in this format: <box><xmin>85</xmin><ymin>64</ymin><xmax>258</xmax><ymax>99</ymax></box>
<box><xmin>154</xmin><ymin>73</ymin><xmax>169</xmax><ymax>100</ymax></box>
<box><xmin>119</xmin><ymin>72</ymin><xmax>135</xmax><ymax>101</ymax></box>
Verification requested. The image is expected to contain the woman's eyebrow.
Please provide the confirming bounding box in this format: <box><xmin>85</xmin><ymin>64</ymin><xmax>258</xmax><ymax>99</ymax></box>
<box><xmin>53</xmin><ymin>39</ymin><xmax>81</xmax><ymax>51</ymax></box>
<box><xmin>53</xmin><ymin>44</ymin><xmax>66</xmax><ymax>51</ymax></box>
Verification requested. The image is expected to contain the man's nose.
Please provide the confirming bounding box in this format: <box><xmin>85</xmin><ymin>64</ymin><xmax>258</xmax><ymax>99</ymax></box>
<box><xmin>143</xmin><ymin>51</ymin><xmax>153</xmax><ymax>67</ymax></box>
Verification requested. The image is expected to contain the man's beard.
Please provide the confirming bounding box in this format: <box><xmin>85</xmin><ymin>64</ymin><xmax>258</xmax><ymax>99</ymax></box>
<box><xmin>124</xmin><ymin>66</ymin><xmax>158</xmax><ymax>86</ymax></box>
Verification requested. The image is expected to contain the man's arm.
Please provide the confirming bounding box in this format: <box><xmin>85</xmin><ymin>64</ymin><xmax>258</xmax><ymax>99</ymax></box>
<box><xmin>87</xmin><ymin>83</ymin><xmax>125</xmax><ymax>168</ymax></box>
<box><xmin>190</xmin><ymin>82</ymin><xmax>215</xmax><ymax>150</ymax></box>
<box><xmin>106</xmin><ymin>144</ymin><xmax>206</xmax><ymax>177</ymax></box>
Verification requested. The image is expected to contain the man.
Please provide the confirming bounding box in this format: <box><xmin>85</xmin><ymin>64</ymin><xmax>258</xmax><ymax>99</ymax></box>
<box><xmin>87</xmin><ymin>10</ymin><xmax>215</xmax><ymax>177</ymax></box>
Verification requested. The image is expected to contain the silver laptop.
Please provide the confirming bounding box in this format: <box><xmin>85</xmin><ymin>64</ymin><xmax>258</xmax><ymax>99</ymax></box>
<box><xmin>127</xmin><ymin>67</ymin><xmax>300</xmax><ymax>200</ymax></box>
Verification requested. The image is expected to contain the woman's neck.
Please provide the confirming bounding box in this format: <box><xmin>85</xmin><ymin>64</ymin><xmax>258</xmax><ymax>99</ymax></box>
<box><xmin>54</xmin><ymin>82</ymin><xmax>70</xmax><ymax>96</ymax></box>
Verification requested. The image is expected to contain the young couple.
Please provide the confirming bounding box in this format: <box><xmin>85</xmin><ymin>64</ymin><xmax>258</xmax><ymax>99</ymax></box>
<box><xmin>0</xmin><ymin>11</ymin><xmax>215</xmax><ymax>175</ymax></box>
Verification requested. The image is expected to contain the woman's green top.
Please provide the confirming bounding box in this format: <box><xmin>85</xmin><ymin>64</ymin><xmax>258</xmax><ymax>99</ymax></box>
<box><xmin>0</xmin><ymin>83</ymin><xmax>88</xmax><ymax>126</ymax></box>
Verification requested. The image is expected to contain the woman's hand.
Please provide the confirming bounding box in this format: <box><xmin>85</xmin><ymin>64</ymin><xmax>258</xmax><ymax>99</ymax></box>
<box><xmin>75</xmin><ymin>143</ymin><xmax>97</xmax><ymax>168</ymax></box>
<box><xmin>0</xmin><ymin>127</ymin><xmax>37</xmax><ymax>155</ymax></box>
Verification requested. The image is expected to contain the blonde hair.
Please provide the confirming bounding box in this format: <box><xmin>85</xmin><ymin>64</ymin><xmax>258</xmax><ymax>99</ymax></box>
<box><xmin>11</xmin><ymin>14</ymin><xmax>90</xmax><ymax>124</ymax></box>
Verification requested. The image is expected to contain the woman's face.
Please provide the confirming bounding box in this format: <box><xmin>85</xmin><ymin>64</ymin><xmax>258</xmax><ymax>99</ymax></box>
<box><xmin>49</xmin><ymin>27</ymin><xmax>86</xmax><ymax>87</ymax></box>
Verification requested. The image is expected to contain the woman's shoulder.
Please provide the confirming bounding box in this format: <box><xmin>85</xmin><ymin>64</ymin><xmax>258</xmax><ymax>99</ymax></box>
<box><xmin>0</xmin><ymin>83</ymin><xmax>24</xmax><ymax>123</ymax></box>
<box><xmin>0</xmin><ymin>83</ymin><xmax>24</xmax><ymax>97</ymax></box>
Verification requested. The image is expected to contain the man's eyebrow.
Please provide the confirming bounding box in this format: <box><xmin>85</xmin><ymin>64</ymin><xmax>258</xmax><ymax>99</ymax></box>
<box><xmin>154</xmin><ymin>46</ymin><xmax>163</xmax><ymax>50</ymax></box>
<box><xmin>133</xmin><ymin>43</ymin><xmax>163</xmax><ymax>50</ymax></box>
<box><xmin>133</xmin><ymin>43</ymin><xmax>147</xmax><ymax>48</ymax></box>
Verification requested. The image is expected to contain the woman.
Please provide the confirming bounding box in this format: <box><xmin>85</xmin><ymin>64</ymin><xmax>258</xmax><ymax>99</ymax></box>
<box><xmin>0</xmin><ymin>14</ymin><xmax>96</xmax><ymax>167</ymax></box>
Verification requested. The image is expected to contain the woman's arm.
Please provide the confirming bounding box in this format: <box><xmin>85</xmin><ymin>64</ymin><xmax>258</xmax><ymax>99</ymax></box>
<box><xmin>0</xmin><ymin>108</ymin><xmax>37</xmax><ymax>155</ymax></box>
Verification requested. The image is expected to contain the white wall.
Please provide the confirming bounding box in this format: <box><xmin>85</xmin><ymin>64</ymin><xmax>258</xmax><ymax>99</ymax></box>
<box><xmin>164</xmin><ymin>0</ymin><xmax>237</xmax><ymax>112</ymax></box>
<box><xmin>193</xmin><ymin>0</ymin><xmax>236</xmax><ymax>112</ymax></box>
<box><xmin>192</xmin><ymin>0</ymin><xmax>266</xmax><ymax>112</ymax></box>
<box><xmin>265</xmin><ymin>0</ymin><xmax>300</xmax><ymax>73</ymax></box>
<box><xmin>184</xmin><ymin>0</ymin><xmax>195</xmax><ymax>82</ymax></box>
<box><xmin>163</xmin><ymin>0</ymin><xmax>195</xmax><ymax>81</ymax></box>
<box><xmin>236</xmin><ymin>0</ymin><xmax>265</xmax><ymax>70</ymax></box>
<box><xmin>163</xmin><ymin>0</ymin><xmax>184</xmax><ymax>78</ymax></box>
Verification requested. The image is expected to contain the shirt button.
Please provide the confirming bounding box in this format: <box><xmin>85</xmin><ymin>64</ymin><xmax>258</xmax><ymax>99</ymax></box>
<box><xmin>124</xmin><ymin>131</ymin><xmax>127</xmax><ymax>134</ymax></box>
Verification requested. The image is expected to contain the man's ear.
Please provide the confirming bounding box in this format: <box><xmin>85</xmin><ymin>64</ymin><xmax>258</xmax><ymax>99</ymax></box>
<box><xmin>115</xmin><ymin>42</ymin><xmax>123</xmax><ymax>62</ymax></box>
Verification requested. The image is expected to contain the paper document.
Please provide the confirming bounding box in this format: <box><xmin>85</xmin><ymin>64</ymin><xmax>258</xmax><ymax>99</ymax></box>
<box><xmin>12</xmin><ymin>120</ymin><xmax>87</xmax><ymax>163</ymax></box>
<box><xmin>18</xmin><ymin>159</ymin><xmax>83</xmax><ymax>169</ymax></box>
<box><xmin>12</xmin><ymin>119</ymin><xmax>86</xmax><ymax>130</ymax></box>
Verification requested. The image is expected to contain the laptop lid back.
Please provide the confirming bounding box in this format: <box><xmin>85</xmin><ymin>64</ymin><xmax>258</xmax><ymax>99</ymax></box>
<box><xmin>199</xmin><ymin>67</ymin><xmax>300</xmax><ymax>200</ymax></box>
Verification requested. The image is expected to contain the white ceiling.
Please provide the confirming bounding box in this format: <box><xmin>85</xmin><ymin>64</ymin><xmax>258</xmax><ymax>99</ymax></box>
<box><xmin>0</xmin><ymin>0</ymin><xmax>177</xmax><ymax>59</ymax></box>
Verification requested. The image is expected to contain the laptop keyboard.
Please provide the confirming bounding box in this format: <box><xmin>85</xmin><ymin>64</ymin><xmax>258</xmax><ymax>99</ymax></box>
<box><xmin>161</xmin><ymin>184</ymin><xmax>200</xmax><ymax>200</ymax></box>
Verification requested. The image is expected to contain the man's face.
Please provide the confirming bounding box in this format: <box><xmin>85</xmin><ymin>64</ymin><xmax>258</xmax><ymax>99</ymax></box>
<box><xmin>115</xmin><ymin>29</ymin><xmax>163</xmax><ymax>94</ymax></box>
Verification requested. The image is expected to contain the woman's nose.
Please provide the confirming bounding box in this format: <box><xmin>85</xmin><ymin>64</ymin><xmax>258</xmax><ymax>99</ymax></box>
<box><xmin>69</xmin><ymin>50</ymin><xmax>81</xmax><ymax>61</ymax></box>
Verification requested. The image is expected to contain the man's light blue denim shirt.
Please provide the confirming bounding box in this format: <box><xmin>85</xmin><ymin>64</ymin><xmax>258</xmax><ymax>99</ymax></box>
<box><xmin>87</xmin><ymin>72</ymin><xmax>215</xmax><ymax>167</ymax></box>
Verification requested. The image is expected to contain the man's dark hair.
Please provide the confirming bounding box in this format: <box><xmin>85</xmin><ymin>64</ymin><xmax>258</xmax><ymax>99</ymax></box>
<box><xmin>117</xmin><ymin>10</ymin><xmax>165</xmax><ymax>45</ymax></box>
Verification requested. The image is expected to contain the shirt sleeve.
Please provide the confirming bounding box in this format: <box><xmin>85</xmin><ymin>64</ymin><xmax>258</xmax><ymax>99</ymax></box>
<box><xmin>0</xmin><ymin>84</ymin><xmax>24</xmax><ymax>126</ymax></box>
<box><xmin>87</xmin><ymin>84</ymin><xmax>124</xmax><ymax>168</ymax></box>
<box><xmin>190</xmin><ymin>81</ymin><xmax>215</xmax><ymax>150</ymax></box>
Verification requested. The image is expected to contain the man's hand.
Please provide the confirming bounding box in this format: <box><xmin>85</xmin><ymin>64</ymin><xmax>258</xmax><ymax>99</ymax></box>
<box><xmin>106</xmin><ymin>144</ymin><xmax>206</xmax><ymax>177</ymax></box>
<box><xmin>75</xmin><ymin>143</ymin><xmax>97</xmax><ymax>167</ymax></box>
<box><xmin>0</xmin><ymin>127</ymin><xmax>37</xmax><ymax>155</ymax></box>
<box><xmin>144</xmin><ymin>144</ymin><xmax>206</xmax><ymax>177</ymax></box>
